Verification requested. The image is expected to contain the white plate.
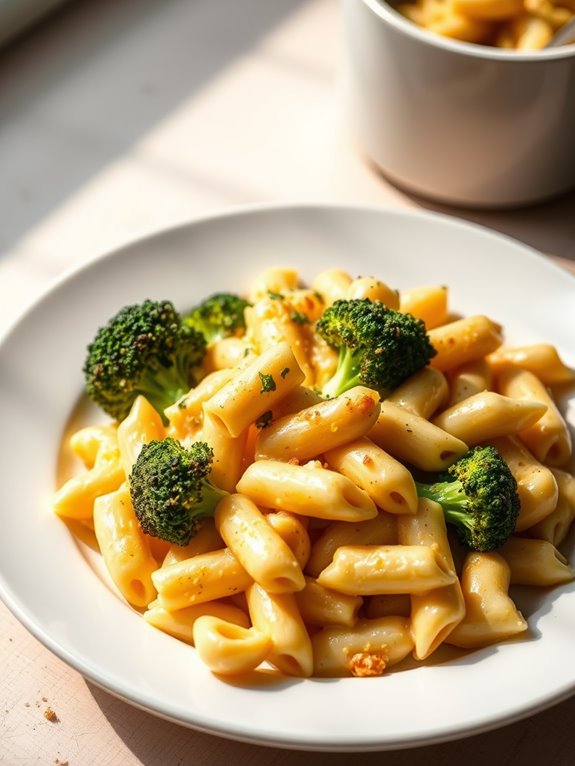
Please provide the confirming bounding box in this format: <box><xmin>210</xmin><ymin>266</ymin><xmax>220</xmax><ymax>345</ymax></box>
<box><xmin>0</xmin><ymin>204</ymin><xmax>574</xmax><ymax>752</ymax></box>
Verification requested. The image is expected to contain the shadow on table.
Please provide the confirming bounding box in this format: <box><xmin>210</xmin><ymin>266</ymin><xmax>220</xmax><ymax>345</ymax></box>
<box><xmin>0</xmin><ymin>0</ymin><xmax>308</xmax><ymax>256</ymax></box>
<box><xmin>87</xmin><ymin>678</ymin><xmax>575</xmax><ymax>766</ymax></box>
<box><xmin>366</xmin><ymin>160</ymin><xmax>575</xmax><ymax>265</ymax></box>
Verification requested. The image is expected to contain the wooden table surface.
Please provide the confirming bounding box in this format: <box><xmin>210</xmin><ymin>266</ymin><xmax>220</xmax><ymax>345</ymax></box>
<box><xmin>1</xmin><ymin>1</ymin><xmax>574</xmax><ymax>763</ymax></box>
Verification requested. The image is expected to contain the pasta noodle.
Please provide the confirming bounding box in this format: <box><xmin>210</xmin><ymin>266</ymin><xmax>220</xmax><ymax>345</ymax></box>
<box><xmin>395</xmin><ymin>0</ymin><xmax>575</xmax><ymax>49</ymax></box>
<box><xmin>52</xmin><ymin>262</ymin><xmax>575</xmax><ymax>681</ymax></box>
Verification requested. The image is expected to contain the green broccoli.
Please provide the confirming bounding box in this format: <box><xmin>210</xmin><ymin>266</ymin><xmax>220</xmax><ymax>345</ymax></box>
<box><xmin>315</xmin><ymin>298</ymin><xmax>436</xmax><ymax>398</ymax></box>
<box><xmin>83</xmin><ymin>299</ymin><xmax>206</xmax><ymax>422</ymax></box>
<box><xmin>129</xmin><ymin>437</ymin><xmax>228</xmax><ymax>545</ymax></box>
<box><xmin>183</xmin><ymin>292</ymin><xmax>250</xmax><ymax>345</ymax></box>
<box><xmin>415</xmin><ymin>446</ymin><xmax>520</xmax><ymax>552</ymax></box>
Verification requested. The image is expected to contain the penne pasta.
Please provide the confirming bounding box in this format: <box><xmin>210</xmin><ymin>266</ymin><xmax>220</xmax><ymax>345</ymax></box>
<box><xmin>152</xmin><ymin>548</ymin><xmax>253</xmax><ymax>610</ymax></box>
<box><xmin>399</xmin><ymin>284</ymin><xmax>448</xmax><ymax>329</ymax></box>
<box><xmin>527</xmin><ymin>468</ymin><xmax>575</xmax><ymax>546</ymax></box>
<box><xmin>397</xmin><ymin>498</ymin><xmax>465</xmax><ymax>659</ymax></box>
<box><xmin>496</xmin><ymin>367</ymin><xmax>572</xmax><ymax>467</ymax></box>
<box><xmin>346</xmin><ymin>276</ymin><xmax>400</xmax><ymax>308</ymax></box>
<box><xmin>54</xmin><ymin>425</ymin><xmax>125</xmax><ymax>521</ymax></box>
<box><xmin>248</xmin><ymin>266</ymin><xmax>299</xmax><ymax>303</ymax></box>
<box><xmin>488</xmin><ymin>436</ymin><xmax>559</xmax><ymax>532</ymax></box>
<box><xmin>323</xmin><ymin>437</ymin><xmax>418</xmax><ymax>515</ymax></box>
<box><xmin>311</xmin><ymin>616</ymin><xmax>414</xmax><ymax>677</ymax></box>
<box><xmin>192</xmin><ymin>616</ymin><xmax>272</xmax><ymax>675</ymax></box>
<box><xmin>317</xmin><ymin>544</ymin><xmax>457</xmax><ymax>595</ymax></box>
<box><xmin>431</xmin><ymin>391</ymin><xmax>547</xmax><ymax>445</ymax></box>
<box><xmin>446</xmin><ymin>552</ymin><xmax>528</xmax><ymax>649</ymax></box>
<box><xmin>245</xmin><ymin>294</ymin><xmax>314</xmax><ymax>385</ymax></box>
<box><xmin>487</xmin><ymin>344</ymin><xmax>575</xmax><ymax>386</ymax></box>
<box><xmin>164</xmin><ymin>368</ymin><xmax>235</xmax><ymax>442</ymax></box>
<box><xmin>247</xmin><ymin>583</ymin><xmax>314</xmax><ymax>677</ymax></box>
<box><xmin>295</xmin><ymin>576</ymin><xmax>363</xmax><ymax>628</ymax></box>
<box><xmin>117</xmin><ymin>395</ymin><xmax>165</xmax><ymax>477</ymax></box>
<box><xmin>265</xmin><ymin>511</ymin><xmax>311</xmax><ymax>570</ymax></box>
<box><xmin>93</xmin><ymin>483</ymin><xmax>158</xmax><ymax>608</ymax></box>
<box><xmin>236</xmin><ymin>458</ymin><xmax>378</xmax><ymax>522</ymax></box>
<box><xmin>446</xmin><ymin>358</ymin><xmax>492</xmax><ymax>407</ymax></box>
<box><xmin>203</xmin><ymin>342</ymin><xmax>305</xmax><ymax>438</ymax></box>
<box><xmin>161</xmin><ymin>518</ymin><xmax>224</xmax><ymax>567</ymax></box>
<box><xmin>387</xmin><ymin>366</ymin><xmax>449</xmax><ymax>419</ymax></box>
<box><xmin>215</xmin><ymin>493</ymin><xmax>305</xmax><ymax>593</ymax></box>
<box><xmin>200</xmin><ymin>410</ymin><xmax>248</xmax><ymax>492</ymax></box>
<box><xmin>498</xmin><ymin>537</ymin><xmax>575</xmax><ymax>586</ymax></box>
<box><xmin>311</xmin><ymin>268</ymin><xmax>352</xmax><ymax>306</ymax></box>
<box><xmin>52</xmin><ymin>263</ymin><xmax>575</xmax><ymax>680</ymax></box>
<box><xmin>369</xmin><ymin>400</ymin><xmax>469</xmax><ymax>472</ymax></box>
<box><xmin>143</xmin><ymin>600</ymin><xmax>250</xmax><ymax>644</ymax></box>
<box><xmin>305</xmin><ymin>512</ymin><xmax>398</xmax><ymax>578</ymax></box>
<box><xmin>427</xmin><ymin>315</ymin><xmax>503</xmax><ymax>372</ymax></box>
<box><xmin>255</xmin><ymin>386</ymin><xmax>381</xmax><ymax>462</ymax></box>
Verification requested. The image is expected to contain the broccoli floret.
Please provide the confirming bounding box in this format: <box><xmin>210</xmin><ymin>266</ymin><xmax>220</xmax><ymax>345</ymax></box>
<box><xmin>83</xmin><ymin>299</ymin><xmax>206</xmax><ymax>422</ymax></box>
<box><xmin>129</xmin><ymin>437</ymin><xmax>228</xmax><ymax>545</ymax></box>
<box><xmin>416</xmin><ymin>446</ymin><xmax>520</xmax><ymax>552</ymax></box>
<box><xmin>315</xmin><ymin>298</ymin><xmax>436</xmax><ymax>398</ymax></box>
<box><xmin>184</xmin><ymin>292</ymin><xmax>250</xmax><ymax>345</ymax></box>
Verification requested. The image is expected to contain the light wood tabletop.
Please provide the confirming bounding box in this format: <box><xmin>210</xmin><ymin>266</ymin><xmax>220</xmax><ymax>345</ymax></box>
<box><xmin>0</xmin><ymin>1</ymin><xmax>574</xmax><ymax>764</ymax></box>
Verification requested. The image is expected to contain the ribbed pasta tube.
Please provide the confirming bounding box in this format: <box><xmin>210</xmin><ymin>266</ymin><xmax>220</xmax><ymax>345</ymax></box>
<box><xmin>317</xmin><ymin>544</ymin><xmax>457</xmax><ymax>595</ymax></box>
<box><xmin>255</xmin><ymin>386</ymin><xmax>380</xmax><ymax>462</ymax></box>
<box><xmin>236</xmin><ymin>459</ymin><xmax>378</xmax><ymax>522</ymax></box>
<box><xmin>311</xmin><ymin>616</ymin><xmax>414</xmax><ymax>677</ymax></box>
<box><xmin>215</xmin><ymin>494</ymin><xmax>305</xmax><ymax>593</ymax></box>
<box><xmin>93</xmin><ymin>483</ymin><xmax>157</xmax><ymax>608</ymax></box>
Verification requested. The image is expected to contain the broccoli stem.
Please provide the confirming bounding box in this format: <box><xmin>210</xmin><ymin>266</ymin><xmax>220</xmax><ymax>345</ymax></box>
<box><xmin>415</xmin><ymin>480</ymin><xmax>474</xmax><ymax>533</ymax></box>
<box><xmin>138</xmin><ymin>365</ymin><xmax>190</xmax><ymax>416</ymax></box>
<box><xmin>190</xmin><ymin>481</ymin><xmax>229</xmax><ymax>522</ymax></box>
<box><xmin>321</xmin><ymin>348</ymin><xmax>362</xmax><ymax>398</ymax></box>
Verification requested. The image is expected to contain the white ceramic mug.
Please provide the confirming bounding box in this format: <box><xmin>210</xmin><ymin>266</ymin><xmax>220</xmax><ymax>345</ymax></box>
<box><xmin>341</xmin><ymin>0</ymin><xmax>575</xmax><ymax>208</ymax></box>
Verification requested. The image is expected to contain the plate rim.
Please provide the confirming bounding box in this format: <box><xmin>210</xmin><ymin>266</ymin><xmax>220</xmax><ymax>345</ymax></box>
<box><xmin>0</xmin><ymin>202</ymin><xmax>574</xmax><ymax>752</ymax></box>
